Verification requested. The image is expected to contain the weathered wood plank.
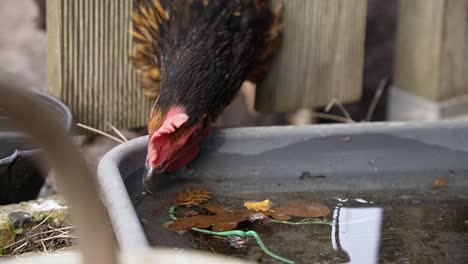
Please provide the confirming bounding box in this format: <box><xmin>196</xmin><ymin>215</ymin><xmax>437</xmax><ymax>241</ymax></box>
<box><xmin>394</xmin><ymin>0</ymin><xmax>445</xmax><ymax>101</ymax></box>
<box><xmin>47</xmin><ymin>0</ymin><xmax>152</xmax><ymax>132</ymax></box>
<box><xmin>46</xmin><ymin>0</ymin><xmax>62</xmax><ymax>98</ymax></box>
<box><xmin>394</xmin><ymin>0</ymin><xmax>468</xmax><ymax>102</ymax></box>
<box><xmin>439</xmin><ymin>0</ymin><xmax>468</xmax><ymax>100</ymax></box>
<box><xmin>255</xmin><ymin>0</ymin><xmax>367</xmax><ymax>113</ymax></box>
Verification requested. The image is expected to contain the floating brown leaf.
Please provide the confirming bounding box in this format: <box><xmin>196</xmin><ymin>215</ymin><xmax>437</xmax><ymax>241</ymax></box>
<box><xmin>267</xmin><ymin>211</ymin><xmax>292</xmax><ymax>221</ymax></box>
<box><xmin>243</xmin><ymin>199</ymin><xmax>272</xmax><ymax>212</ymax></box>
<box><xmin>241</xmin><ymin>199</ymin><xmax>330</xmax><ymax>221</ymax></box>
<box><xmin>274</xmin><ymin>199</ymin><xmax>330</xmax><ymax>218</ymax></box>
<box><xmin>169</xmin><ymin>204</ymin><xmax>265</xmax><ymax>232</ymax></box>
<box><xmin>433</xmin><ymin>178</ymin><xmax>448</xmax><ymax>189</ymax></box>
<box><xmin>175</xmin><ymin>188</ymin><xmax>211</xmax><ymax>206</ymax></box>
<box><xmin>182</xmin><ymin>210</ymin><xmax>200</xmax><ymax>217</ymax></box>
<box><xmin>242</xmin><ymin>199</ymin><xmax>294</xmax><ymax>221</ymax></box>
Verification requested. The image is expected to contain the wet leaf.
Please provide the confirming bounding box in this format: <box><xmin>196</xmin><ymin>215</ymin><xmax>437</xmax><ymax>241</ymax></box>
<box><xmin>267</xmin><ymin>211</ymin><xmax>292</xmax><ymax>221</ymax></box>
<box><xmin>433</xmin><ymin>178</ymin><xmax>448</xmax><ymax>189</ymax></box>
<box><xmin>243</xmin><ymin>199</ymin><xmax>272</xmax><ymax>212</ymax></box>
<box><xmin>274</xmin><ymin>199</ymin><xmax>330</xmax><ymax>218</ymax></box>
<box><xmin>169</xmin><ymin>204</ymin><xmax>264</xmax><ymax>232</ymax></box>
<box><xmin>175</xmin><ymin>188</ymin><xmax>211</xmax><ymax>206</ymax></box>
<box><xmin>182</xmin><ymin>210</ymin><xmax>200</xmax><ymax>217</ymax></box>
<box><xmin>242</xmin><ymin>199</ymin><xmax>293</xmax><ymax>220</ymax></box>
<box><xmin>212</xmin><ymin>221</ymin><xmax>239</xmax><ymax>232</ymax></box>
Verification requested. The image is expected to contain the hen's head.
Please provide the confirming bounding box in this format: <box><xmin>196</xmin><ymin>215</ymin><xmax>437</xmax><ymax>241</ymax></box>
<box><xmin>144</xmin><ymin>106</ymin><xmax>209</xmax><ymax>188</ymax></box>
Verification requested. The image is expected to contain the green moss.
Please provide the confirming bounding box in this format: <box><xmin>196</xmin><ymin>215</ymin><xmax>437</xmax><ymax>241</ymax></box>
<box><xmin>10</xmin><ymin>225</ymin><xmax>23</xmax><ymax>236</ymax></box>
<box><xmin>33</xmin><ymin>209</ymin><xmax>68</xmax><ymax>225</ymax></box>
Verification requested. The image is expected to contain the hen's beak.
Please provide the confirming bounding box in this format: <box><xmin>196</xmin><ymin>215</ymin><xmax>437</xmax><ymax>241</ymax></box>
<box><xmin>142</xmin><ymin>164</ymin><xmax>163</xmax><ymax>194</ymax></box>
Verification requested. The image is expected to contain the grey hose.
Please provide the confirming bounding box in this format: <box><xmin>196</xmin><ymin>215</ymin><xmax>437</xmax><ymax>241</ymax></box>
<box><xmin>0</xmin><ymin>72</ymin><xmax>117</xmax><ymax>264</ymax></box>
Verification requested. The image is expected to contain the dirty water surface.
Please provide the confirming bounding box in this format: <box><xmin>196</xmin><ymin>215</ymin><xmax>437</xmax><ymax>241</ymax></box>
<box><xmin>126</xmin><ymin>171</ymin><xmax>468</xmax><ymax>264</ymax></box>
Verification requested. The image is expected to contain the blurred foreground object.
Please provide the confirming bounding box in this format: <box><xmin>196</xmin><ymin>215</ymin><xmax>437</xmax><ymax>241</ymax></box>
<box><xmin>0</xmin><ymin>71</ymin><xmax>116</xmax><ymax>263</ymax></box>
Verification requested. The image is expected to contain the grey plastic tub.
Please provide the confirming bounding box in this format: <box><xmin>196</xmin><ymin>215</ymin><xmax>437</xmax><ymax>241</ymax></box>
<box><xmin>97</xmin><ymin>120</ymin><xmax>468</xmax><ymax>255</ymax></box>
<box><xmin>0</xmin><ymin>92</ymin><xmax>72</xmax><ymax>204</ymax></box>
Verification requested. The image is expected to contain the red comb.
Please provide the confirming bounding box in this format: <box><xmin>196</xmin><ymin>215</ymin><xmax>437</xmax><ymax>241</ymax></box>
<box><xmin>153</xmin><ymin>108</ymin><xmax>189</xmax><ymax>137</ymax></box>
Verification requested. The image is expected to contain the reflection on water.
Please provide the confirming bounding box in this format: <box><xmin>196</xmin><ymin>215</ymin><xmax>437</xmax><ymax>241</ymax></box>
<box><xmin>333</xmin><ymin>207</ymin><xmax>383</xmax><ymax>264</ymax></box>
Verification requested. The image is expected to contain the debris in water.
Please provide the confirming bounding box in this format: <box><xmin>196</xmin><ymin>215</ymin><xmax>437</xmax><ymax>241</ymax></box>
<box><xmin>243</xmin><ymin>198</ymin><xmax>330</xmax><ymax>220</ymax></box>
<box><xmin>183</xmin><ymin>210</ymin><xmax>200</xmax><ymax>217</ymax></box>
<box><xmin>175</xmin><ymin>188</ymin><xmax>211</xmax><ymax>206</ymax></box>
<box><xmin>166</xmin><ymin>190</ymin><xmax>333</xmax><ymax>264</ymax></box>
<box><xmin>299</xmin><ymin>171</ymin><xmax>326</xmax><ymax>180</ymax></box>
<box><xmin>265</xmin><ymin>210</ymin><xmax>292</xmax><ymax>221</ymax></box>
<box><xmin>433</xmin><ymin>178</ymin><xmax>448</xmax><ymax>189</ymax></box>
<box><xmin>222</xmin><ymin>235</ymin><xmax>249</xmax><ymax>249</ymax></box>
<box><xmin>168</xmin><ymin>205</ymin><xmax>295</xmax><ymax>264</ymax></box>
<box><xmin>169</xmin><ymin>204</ymin><xmax>265</xmax><ymax>232</ymax></box>
<box><xmin>243</xmin><ymin>199</ymin><xmax>272</xmax><ymax>212</ymax></box>
<box><xmin>274</xmin><ymin>199</ymin><xmax>330</xmax><ymax>218</ymax></box>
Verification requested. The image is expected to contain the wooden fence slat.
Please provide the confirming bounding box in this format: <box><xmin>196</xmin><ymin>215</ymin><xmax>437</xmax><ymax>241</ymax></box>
<box><xmin>394</xmin><ymin>0</ymin><xmax>445</xmax><ymax>101</ymax></box>
<box><xmin>439</xmin><ymin>0</ymin><xmax>468</xmax><ymax>101</ymax></box>
<box><xmin>395</xmin><ymin>0</ymin><xmax>468</xmax><ymax>102</ymax></box>
<box><xmin>47</xmin><ymin>0</ymin><xmax>152</xmax><ymax>133</ymax></box>
<box><xmin>391</xmin><ymin>0</ymin><xmax>468</xmax><ymax>121</ymax></box>
<box><xmin>255</xmin><ymin>0</ymin><xmax>367</xmax><ymax>113</ymax></box>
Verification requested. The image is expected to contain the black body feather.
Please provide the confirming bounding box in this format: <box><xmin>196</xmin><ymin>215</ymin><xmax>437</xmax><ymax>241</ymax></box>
<box><xmin>132</xmin><ymin>0</ymin><xmax>277</xmax><ymax>125</ymax></box>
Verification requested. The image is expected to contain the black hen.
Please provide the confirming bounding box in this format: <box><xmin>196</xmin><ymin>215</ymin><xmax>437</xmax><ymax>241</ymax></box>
<box><xmin>130</xmin><ymin>0</ymin><xmax>282</xmax><ymax>189</ymax></box>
